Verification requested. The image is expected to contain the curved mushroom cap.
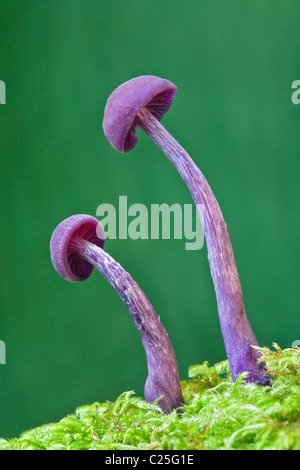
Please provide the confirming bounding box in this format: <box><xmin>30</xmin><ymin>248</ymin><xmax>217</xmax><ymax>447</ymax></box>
<box><xmin>50</xmin><ymin>214</ymin><xmax>105</xmax><ymax>282</ymax></box>
<box><xmin>103</xmin><ymin>75</ymin><xmax>177</xmax><ymax>153</ymax></box>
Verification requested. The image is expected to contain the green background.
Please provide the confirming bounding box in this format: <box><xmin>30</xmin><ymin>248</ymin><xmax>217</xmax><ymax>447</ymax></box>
<box><xmin>0</xmin><ymin>1</ymin><xmax>299</xmax><ymax>438</ymax></box>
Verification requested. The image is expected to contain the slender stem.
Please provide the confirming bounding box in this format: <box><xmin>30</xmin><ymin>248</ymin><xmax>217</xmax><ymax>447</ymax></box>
<box><xmin>136</xmin><ymin>107</ymin><xmax>269</xmax><ymax>385</ymax></box>
<box><xmin>70</xmin><ymin>236</ymin><xmax>184</xmax><ymax>412</ymax></box>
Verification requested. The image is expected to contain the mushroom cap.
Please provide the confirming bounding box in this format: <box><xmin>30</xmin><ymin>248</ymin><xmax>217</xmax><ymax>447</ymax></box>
<box><xmin>50</xmin><ymin>214</ymin><xmax>105</xmax><ymax>282</ymax></box>
<box><xmin>103</xmin><ymin>75</ymin><xmax>177</xmax><ymax>153</ymax></box>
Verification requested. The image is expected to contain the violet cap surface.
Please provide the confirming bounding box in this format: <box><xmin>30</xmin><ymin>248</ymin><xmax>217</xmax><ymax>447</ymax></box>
<box><xmin>50</xmin><ymin>214</ymin><xmax>105</xmax><ymax>282</ymax></box>
<box><xmin>103</xmin><ymin>75</ymin><xmax>176</xmax><ymax>153</ymax></box>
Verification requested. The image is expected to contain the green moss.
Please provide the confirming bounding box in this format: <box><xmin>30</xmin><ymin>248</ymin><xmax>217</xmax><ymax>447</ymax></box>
<box><xmin>1</xmin><ymin>344</ymin><xmax>299</xmax><ymax>450</ymax></box>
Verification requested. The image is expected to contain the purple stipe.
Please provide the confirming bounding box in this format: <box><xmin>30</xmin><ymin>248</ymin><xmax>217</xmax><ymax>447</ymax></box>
<box><xmin>102</xmin><ymin>76</ymin><xmax>270</xmax><ymax>386</ymax></box>
<box><xmin>50</xmin><ymin>214</ymin><xmax>184</xmax><ymax>413</ymax></box>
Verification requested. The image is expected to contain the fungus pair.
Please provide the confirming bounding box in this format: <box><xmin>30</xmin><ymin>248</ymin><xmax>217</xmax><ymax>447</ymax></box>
<box><xmin>50</xmin><ymin>75</ymin><xmax>269</xmax><ymax>417</ymax></box>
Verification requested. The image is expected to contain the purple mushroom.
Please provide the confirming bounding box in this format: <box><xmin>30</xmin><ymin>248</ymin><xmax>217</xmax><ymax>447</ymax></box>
<box><xmin>50</xmin><ymin>214</ymin><xmax>184</xmax><ymax>413</ymax></box>
<box><xmin>102</xmin><ymin>75</ymin><xmax>270</xmax><ymax>386</ymax></box>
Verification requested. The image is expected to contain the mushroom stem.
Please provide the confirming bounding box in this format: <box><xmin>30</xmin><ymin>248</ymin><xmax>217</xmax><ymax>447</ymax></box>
<box><xmin>134</xmin><ymin>107</ymin><xmax>270</xmax><ymax>386</ymax></box>
<box><xmin>50</xmin><ymin>215</ymin><xmax>184</xmax><ymax>413</ymax></box>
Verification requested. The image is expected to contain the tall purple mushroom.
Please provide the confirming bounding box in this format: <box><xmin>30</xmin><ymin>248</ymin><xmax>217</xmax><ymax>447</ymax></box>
<box><xmin>102</xmin><ymin>75</ymin><xmax>270</xmax><ymax>386</ymax></box>
<box><xmin>50</xmin><ymin>214</ymin><xmax>184</xmax><ymax>413</ymax></box>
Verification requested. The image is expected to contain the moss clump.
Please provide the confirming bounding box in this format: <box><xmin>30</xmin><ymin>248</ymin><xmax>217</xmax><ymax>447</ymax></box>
<box><xmin>1</xmin><ymin>344</ymin><xmax>299</xmax><ymax>450</ymax></box>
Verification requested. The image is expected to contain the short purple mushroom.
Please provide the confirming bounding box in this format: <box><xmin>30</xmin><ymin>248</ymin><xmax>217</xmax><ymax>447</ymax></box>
<box><xmin>103</xmin><ymin>75</ymin><xmax>270</xmax><ymax>386</ymax></box>
<box><xmin>50</xmin><ymin>214</ymin><xmax>184</xmax><ymax>413</ymax></box>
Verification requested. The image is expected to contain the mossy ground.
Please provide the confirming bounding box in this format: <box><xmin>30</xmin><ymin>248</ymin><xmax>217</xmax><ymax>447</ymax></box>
<box><xmin>1</xmin><ymin>344</ymin><xmax>299</xmax><ymax>450</ymax></box>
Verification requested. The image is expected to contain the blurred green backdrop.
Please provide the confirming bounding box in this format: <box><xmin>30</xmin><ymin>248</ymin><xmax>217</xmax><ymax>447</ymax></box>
<box><xmin>0</xmin><ymin>1</ymin><xmax>299</xmax><ymax>438</ymax></box>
